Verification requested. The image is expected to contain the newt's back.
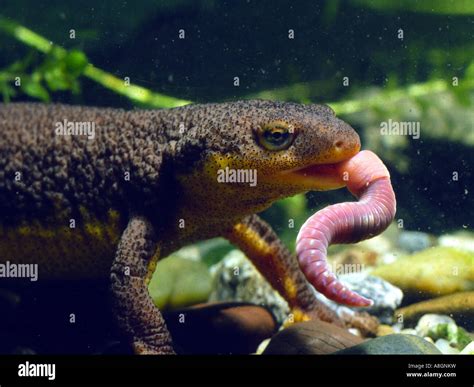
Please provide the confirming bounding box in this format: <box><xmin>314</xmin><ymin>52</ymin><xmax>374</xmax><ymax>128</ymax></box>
<box><xmin>0</xmin><ymin>103</ymin><xmax>163</xmax><ymax>278</ymax></box>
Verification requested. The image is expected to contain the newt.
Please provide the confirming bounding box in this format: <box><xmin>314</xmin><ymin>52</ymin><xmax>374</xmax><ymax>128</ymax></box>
<box><xmin>1</xmin><ymin>100</ymin><xmax>376</xmax><ymax>354</ymax></box>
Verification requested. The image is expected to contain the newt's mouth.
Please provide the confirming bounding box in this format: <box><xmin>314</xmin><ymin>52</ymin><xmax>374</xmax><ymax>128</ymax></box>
<box><xmin>277</xmin><ymin>136</ymin><xmax>361</xmax><ymax>190</ymax></box>
<box><xmin>279</xmin><ymin>161</ymin><xmax>346</xmax><ymax>190</ymax></box>
<box><xmin>290</xmin><ymin>162</ymin><xmax>343</xmax><ymax>178</ymax></box>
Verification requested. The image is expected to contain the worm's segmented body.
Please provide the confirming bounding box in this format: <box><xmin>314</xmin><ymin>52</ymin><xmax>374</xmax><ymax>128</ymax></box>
<box><xmin>296</xmin><ymin>151</ymin><xmax>396</xmax><ymax>307</ymax></box>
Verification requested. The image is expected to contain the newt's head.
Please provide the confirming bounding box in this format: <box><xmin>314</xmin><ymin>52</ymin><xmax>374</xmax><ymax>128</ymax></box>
<box><xmin>174</xmin><ymin>100</ymin><xmax>360</xmax><ymax>217</ymax></box>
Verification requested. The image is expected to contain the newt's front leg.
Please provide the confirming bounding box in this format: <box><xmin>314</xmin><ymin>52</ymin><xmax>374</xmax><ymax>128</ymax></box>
<box><xmin>110</xmin><ymin>216</ymin><xmax>174</xmax><ymax>354</ymax></box>
<box><xmin>225</xmin><ymin>214</ymin><xmax>344</xmax><ymax>326</ymax></box>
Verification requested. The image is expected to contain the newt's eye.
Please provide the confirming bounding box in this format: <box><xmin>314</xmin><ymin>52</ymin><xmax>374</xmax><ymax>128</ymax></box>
<box><xmin>257</xmin><ymin>122</ymin><xmax>295</xmax><ymax>151</ymax></box>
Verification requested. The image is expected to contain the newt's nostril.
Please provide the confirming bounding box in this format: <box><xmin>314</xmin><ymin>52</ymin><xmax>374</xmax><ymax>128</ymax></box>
<box><xmin>334</xmin><ymin>140</ymin><xmax>344</xmax><ymax>149</ymax></box>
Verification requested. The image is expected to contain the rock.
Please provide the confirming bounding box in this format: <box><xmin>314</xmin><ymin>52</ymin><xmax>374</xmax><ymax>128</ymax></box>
<box><xmin>460</xmin><ymin>341</ymin><xmax>474</xmax><ymax>354</ymax></box>
<box><xmin>397</xmin><ymin>312</ymin><xmax>474</xmax><ymax>352</ymax></box>
<box><xmin>439</xmin><ymin>231</ymin><xmax>474</xmax><ymax>253</ymax></box>
<box><xmin>348</xmin><ymin>328</ymin><xmax>362</xmax><ymax>337</ymax></box>
<box><xmin>164</xmin><ymin>302</ymin><xmax>277</xmax><ymax>354</ymax></box>
<box><xmin>356</xmin><ymin>223</ymin><xmax>400</xmax><ymax>256</ymax></box>
<box><xmin>434</xmin><ymin>339</ymin><xmax>460</xmax><ymax>354</ymax></box>
<box><xmin>414</xmin><ymin>314</ymin><xmax>472</xmax><ymax>351</ymax></box>
<box><xmin>148</xmin><ymin>256</ymin><xmax>212</xmax><ymax>310</ymax></box>
<box><xmin>400</xmin><ymin>328</ymin><xmax>417</xmax><ymax>335</ymax></box>
<box><xmin>397</xmin><ymin>231</ymin><xmax>435</xmax><ymax>253</ymax></box>
<box><xmin>371</xmin><ymin>247</ymin><xmax>474</xmax><ymax>297</ymax></box>
<box><xmin>339</xmin><ymin>310</ymin><xmax>380</xmax><ymax>337</ymax></box>
<box><xmin>439</xmin><ymin>323</ymin><xmax>473</xmax><ymax>351</ymax></box>
<box><xmin>330</xmin><ymin>247</ymin><xmax>378</xmax><ymax>269</ymax></box>
<box><xmin>334</xmin><ymin>334</ymin><xmax>441</xmax><ymax>355</ymax></box>
<box><xmin>209</xmin><ymin>250</ymin><xmax>380</xmax><ymax>334</ymax></box>
<box><xmin>376</xmin><ymin>251</ymin><xmax>404</xmax><ymax>266</ymax></box>
<box><xmin>415</xmin><ymin>314</ymin><xmax>456</xmax><ymax>337</ymax></box>
<box><xmin>256</xmin><ymin>338</ymin><xmax>271</xmax><ymax>354</ymax></box>
<box><xmin>315</xmin><ymin>273</ymin><xmax>403</xmax><ymax>324</ymax></box>
<box><xmin>342</xmin><ymin>274</ymin><xmax>403</xmax><ymax>321</ymax></box>
<box><xmin>209</xmin><ymin>250</ymin><xmax>290</xmax><ymax>325</ymax></box>
<box><xmin>376</xmin><ymin>324</ymin><xmax>395</xmax><ymax>336</ymax></box>
<box><xmin>423</xmin><ymin>336</ymin><xmax>435</xmax><ymax>345</ymax></box>
<box><xmin>263</xmin><ymin>320</ymin><xmax>363</xmax><ymax>355</ymax></box>
<box><xmin>395</xmin><ymin>292</ymin><xmax>474</xmax><ymax>330</ymax></box>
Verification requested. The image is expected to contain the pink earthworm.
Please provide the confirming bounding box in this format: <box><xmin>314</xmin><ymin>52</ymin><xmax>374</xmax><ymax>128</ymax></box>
<box><xmin>296</xmin><ymin>150</ymin><xmax>396</xmax><ymax>307</ymax></box>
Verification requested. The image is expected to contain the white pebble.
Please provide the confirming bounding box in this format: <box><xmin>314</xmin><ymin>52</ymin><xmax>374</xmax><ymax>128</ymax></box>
<box><xmin>435</xmin><ymin>339</ymin><xmax>460</xmax><ymax>354</ymax></box>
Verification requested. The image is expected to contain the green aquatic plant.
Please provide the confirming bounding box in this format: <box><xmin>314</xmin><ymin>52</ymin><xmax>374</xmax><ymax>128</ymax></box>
<box><xmin>0</xmin><ymin>47</ymin><xmax>87</xmax><ymax>102</ymax></box>
<box><xmin>0</xmin><ymin>16</ymin><xmax>190</xmax><ymax>108</ymax></box>
<box><xmin>2</xmin><ymin>15</ymin><xmax>473</xmax><ymax>116</ymax></box>
<box><xmin>248</xmin><ymin>66</ymin><xmax>474</xmax><ymax>118</ymax></box>
<box><xmin>351</xmin><ymin>0</ymin><xmax>474</xmax><ymax>15</ymax></box>
<box><xmin>427</xmin><ymin>323</ymin><xmax>472</xmax><ymax>351</ymax></box>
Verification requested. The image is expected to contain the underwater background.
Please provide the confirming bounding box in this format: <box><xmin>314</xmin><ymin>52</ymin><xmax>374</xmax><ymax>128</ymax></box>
<box><xmin>0</xmin><ymin>0</ymin><xmax>473</xmax><ymax>355</ymax></box>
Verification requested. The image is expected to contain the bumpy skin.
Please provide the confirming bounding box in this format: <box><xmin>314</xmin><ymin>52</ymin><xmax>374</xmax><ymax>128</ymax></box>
<box><xmin>110</xmin><ymin>217</ymin><xmax>174</xmax><ymax>354</ymax></box>
<box><xmin>0</xmin><ymin>100</ymin><xmax>365</xmax><ymax>354</ymax></box>
<box><xmin>226</xmin><ymin>214</ymin><xmax>342</xmax><ymax>325</ymax></box>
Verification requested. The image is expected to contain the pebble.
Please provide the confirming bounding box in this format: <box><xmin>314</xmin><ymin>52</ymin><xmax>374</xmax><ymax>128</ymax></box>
<box><xmin>414</xmin><ymin>314</ymin><xmax>472</xmax><ymax>351</ymax></box>
<box><xmin>164</xmin><ymin>302</ymin><xmax>277</xmax><ymax>354</ymax></box>
<box><xmin>415</xmin><ymin>314</ymin><xmax>456</xmax><ymax>337</ymax></box>
<box><xmin>334</xmin><ymin>334</ymin><xmax>441</xmax><ymax>355</ymax></box>
<box><xmin>397</xmin><ymin>231</ymin><xmax>435</xmax><ymax>253</ymax></box>
<box><xmin>209</xmin><ymin>250</ymin><xmax>381</xmax><ymax>334</ymax></box>
<box><xmin>314</xmin><ymin>273</ymin><xmax>403</xmax><ymax>324</ymax></box>
<box><xmin>330</xmin><ymin>247</ymin><xmax>378</xmax><ymax>269</ymax></box>
<box><xmin>439</xmin><ymin>231</ymin><xmax>474</xmax><ymax>253</ymax></box>
<box><xmin>423</xmin><ymin>336</ymin><xmax>435</xmax><ymax>344</ymax></box>
<box><xmin>371</xmin><ymin>247</ymin><xmax>474</xmax><ymax>297</ymax></box>
<box><xmin>376</xmin><ymin>324</ymin><xmax>395</xmax><ymax>336</ymax></box>
<box><xmin>434</xmin><ymin>338</ymin><xmax>460</xmax><ymax>354</ymax></box>
<box><xmin>356</xmin><ymin>232</ymin><xmax>394</xmax><ymax>256</ymax></box>
<box><xmin>395</xmin><ymin>292</ymin><xmax>474</xmax><ymax>330</ymax></box>
<box><xmin>209</xmin><ymin>250</ymin><xmax>290</xmax><ymax>325</ymax></box>
<box><xmin>400</xmin><ymin>328</ymin><xmax>417</xmax><ymax>335</ymax></box>
<box><xmin>263</xmin><ymin>320</ymin><xmax>363</xmax><ymax>355</ymax></box>
<box><xmin>256</xmin><ymin>338</ymin><xmax>271</xmax><ymax>354</ymax></box>
<box><xmin>148</xmin><ymin>256</ymin><xmax>213</xmax><ymax>310</ymax></box>
<box><xmin>460</xmin><ymin>341</ymin><xmax>474</xmax><ymax>354</ymax></box>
